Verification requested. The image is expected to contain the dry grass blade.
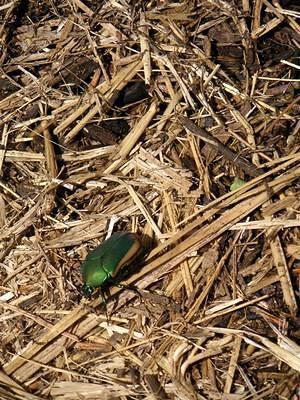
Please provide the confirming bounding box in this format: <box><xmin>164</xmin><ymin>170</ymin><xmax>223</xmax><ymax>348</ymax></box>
<box><xmin>179</xmin><ymin>115</ymin><xmax>261</xmax><ymax>178</ymax></box>
<box><xmin>269</xmin><ymin>234</ymin><xmax>298</xmax><ymax>315</ymax></box>
<box><xmin>1</xmin><ymin>1</ymin><xmax>300</xmax><ymax>398</ymax></box>
<box><xmin>105</xmin><ymin>100</ymin><xmax>158</xmax><ymax>174</ymax></box>
<box><xmin>0</xmin><ymin>370</ymin><xmax>43</xmax><ymax>400</ymax></box>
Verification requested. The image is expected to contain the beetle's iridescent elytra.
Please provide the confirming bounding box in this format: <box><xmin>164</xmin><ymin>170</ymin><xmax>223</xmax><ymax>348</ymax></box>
<box><xmin>81</xmin><ymin>232</ymin><xmax>141</xmax><ymax>297</ymax></box>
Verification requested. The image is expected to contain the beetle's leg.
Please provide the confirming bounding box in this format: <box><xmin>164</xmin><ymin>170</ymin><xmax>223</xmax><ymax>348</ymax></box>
<box><xmin>107</xmin><ymin>279</ymin><xmax>155</xmax><ymax>315</ymax></box>
<box><xmin>111</xmin><ymin>280</ymin><xmax>180</xmax><ymax>314</ymax></box>
<box><xmin>100</xmin><ymin>286</ymin><xmax>112</xmax><ymax>324</ymax></box>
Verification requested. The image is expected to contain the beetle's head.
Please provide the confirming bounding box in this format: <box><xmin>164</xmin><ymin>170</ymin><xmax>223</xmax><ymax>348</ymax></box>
<box><xmin>82</xmin><ymin>284</ymin><xmax>93</xmax><ymax>298</ymax></box>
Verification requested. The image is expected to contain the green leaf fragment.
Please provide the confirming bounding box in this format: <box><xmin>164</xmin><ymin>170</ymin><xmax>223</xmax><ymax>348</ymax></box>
<box><xmin>230</xmin><ymin>177</ymin><xmax>246</xmax><ymax>191</ymax></box>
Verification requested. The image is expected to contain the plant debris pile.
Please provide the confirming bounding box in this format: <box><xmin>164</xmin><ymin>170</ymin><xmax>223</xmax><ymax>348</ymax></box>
<box><xmin>0</xmin><ymin>1</ymin><xmax>300</xmax><ymax>399</ymax></box>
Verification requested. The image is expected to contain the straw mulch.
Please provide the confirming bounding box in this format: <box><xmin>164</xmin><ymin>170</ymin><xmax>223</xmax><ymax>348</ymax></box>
<box><xmin>0</xmin><ymin>1</ymin><xmax>300</xmax><ymax>399</ymax></box>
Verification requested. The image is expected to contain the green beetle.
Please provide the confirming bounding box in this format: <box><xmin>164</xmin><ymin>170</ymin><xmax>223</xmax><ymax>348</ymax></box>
<box><xmin>81</xmin><ymin>231</ymin><xmax>141</xmax><ymax>297</ymax></box>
